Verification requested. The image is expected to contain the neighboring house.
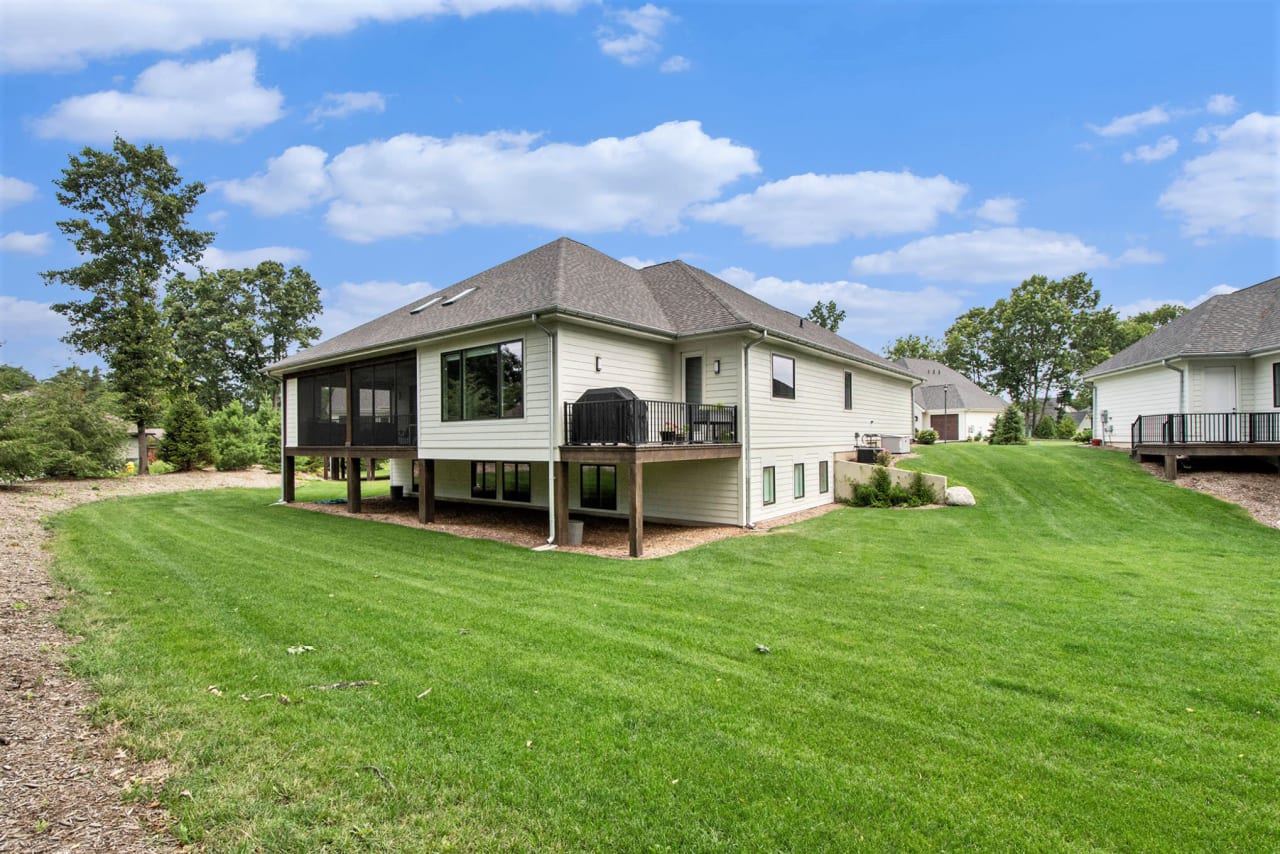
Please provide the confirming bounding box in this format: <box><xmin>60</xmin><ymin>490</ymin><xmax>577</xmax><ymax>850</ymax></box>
<box><xmin>266</xmin><ymin>238</ymin><xmax>919</xmax><ymax>555</ymax></box>
<box><xmin>125</xmin><ymin>427</ymin><xmax>163</xmax><ymax>466</ymax></box>
<box><xmin>1083</xmin><ymin>275</ymin><xmax>1279</xmax><ymax>474</ymax></box>
<box><xmin>894</xmin><ymin>358</ymin><xmax>1006</xmax><ymax>441</ymax></box>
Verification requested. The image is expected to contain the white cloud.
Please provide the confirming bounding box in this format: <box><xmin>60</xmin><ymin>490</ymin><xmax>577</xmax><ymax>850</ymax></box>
<box><xmin>0</xmin><ymin>231</ymin><xmax>52</xmax><ymax>254</ymax></box>
<box><xmin>1206</xmin><ymin>94</ymin><xmax>1239</xmax><ymax>116</ymax></box>
<box><xmin>691</xmin><ymin>171</ymin><xmax>968</xmax><ymax>247</ymax></box>
<box><xmin>850</xmin><ymin>227</ymin><xmax>1161</xmax><ymax>284</ymax></box>
<box><xmin>219</xmin><ymin>145</ymin><xmax>332</xmax><ymax>216</ymax></box>
<box><xmin>975</xmin><ymin>197</ymin><xmax>1021</xmax><ymax>225</ymax></box>
<box><xmin>1189</xmin><ymin>283</ymin><xmax>1238</xmax><ymax>306</ymax></box>
<box><xmin>1115</xmin><ymin>247</ymin><xmax>1165</xmax><ymax>265</ymax></box>
<box><xmin>1158</xmin><ymin>112</ymin><xmax>1280</xmax><ymax>239</ymax></box>
<box><xmin>0</xmin><ymin>296</ymin><xmax>69</xmax><ymax>340</ymax></box>
<box><xmin>1088</xmin><ymin>105</ymin><xmax>1171</xmax><ymax>137</ymax></box>
<box><xmin>0</xmin><ymin>176</ymin><xmax>38</xmax><ymax>209</ymax></box>
<box><xmin>715</xmin><ymin>267</ymin><xmax>964</xmax><ymax>341</ymax></box>
<box><xmin>308</xmin><ymin>91</ymin><xmax>386</xmax><ymax>124</ymax></box>
<box><xmin>1123</xmin><ymin>135</ymin><xmax>1179</xmax><ymax>163</ymax></box>
<box><xmin>1114</xmin><ymin>283</ymin><xmax>1235</xmax><ymax>318</ymax></box>
<box><xmin>318</xmin><ymin>279</ymin><xmax>434</xmax><ymax>338</ymax></box>
<box><xmin>618</xmin><ymin>256</ymin><xmax>660</xmax><ymax>269</ymax></box>
<box><xmin>660</xmin><ymin>55</ymin><xmax>691</xmax><ymax>73</ymax></box>
<box><xmin>35</xmin><ymin>50</ymin><xmax>283</xmax><ymax>142</ymax></box>
<box><xmin>310</xmin><ymin>120</ymin><xmax>758</xmax><ymax>242</ymax></box>
<box><xmin>2</xmin><ymin>0</ymin><xmax>586</xmax><ymax>71</ymax></box>
<box><xmin>598</xmin><ymin>4</ymin><xmax>674</xmax><ymax>66</ymax></box>
<box><xmin>199</xmin><ymin>245</ymin><xmax>310</xmax><ymax>270</ymax></box>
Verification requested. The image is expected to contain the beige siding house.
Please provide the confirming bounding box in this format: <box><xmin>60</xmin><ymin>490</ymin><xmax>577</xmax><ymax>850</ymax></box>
<box><xmin>267</xmin><ymin>239</ymin><xmax>919</xmax><ymax>554</ymax></box>
<box><xmin>894</xmin><ymin>358</ymin><xmax>1007</xmax><ymax>441</ymax></box>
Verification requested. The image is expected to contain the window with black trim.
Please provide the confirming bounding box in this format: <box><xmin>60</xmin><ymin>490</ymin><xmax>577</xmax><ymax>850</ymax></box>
<box><xmin>580</xmin><ymin>464</ymin><xmax>617</xmax><ymax>510</ymax></box>
<box><xmin>503</xmin><ymin>462</ymin><xmax>531</xmax><ymax>503</ymax></box>
<box><xmin>794</xmin><ymin>463</ymin><xmax>805</xmax><ymax>499</ymax></box>
<box><xmin>844</xmin><ymin>371</ymin><xmax>853</xmax><ymax>410</ymax></box>
<box><xmin>772</xmin><ymin>354</ymin><xmax>795</xmax><ymax>399</ymax></box>
<box><xmin>763</xmin><ymin>466</ymin><xmax>776</xmax><ymax>505</ymax></box>
<box><xmin>471</xmin><ymin>461</ymin><xmax>497</xmax><ymax>499</ymax></box>
<box><xmin>442</xmin><ymin>340</ymin><xmax>524</xmax><ymax>421</ymax></box>
<box><xmin>1274</xmin><ymin>362</ymin><xmax>1279</xmax><ymax>407</ymax></box>
<box><xmin>819</xmin><ymin>460</ymin><xmax>829</xmax><ymax>494</ymax></box>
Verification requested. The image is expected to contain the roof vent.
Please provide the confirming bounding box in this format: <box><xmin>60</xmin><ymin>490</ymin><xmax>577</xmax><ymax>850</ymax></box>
<box><xmin>442</xmin><ymin>287</ymin><xmax>477</xmax><ymax>306</ymax></box>
<box><xmin>409</xmin><ymin>296</ymin><xmax>442</xmax><ymax>314</ymax></box>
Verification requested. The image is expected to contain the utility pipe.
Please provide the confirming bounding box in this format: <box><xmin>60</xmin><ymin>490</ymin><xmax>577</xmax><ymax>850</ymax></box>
<box><xmin>532</xmin><ymin>313</ymin><xmax>558</xmax><ymax>543</ymax></box>
<box><xmin>741</xmin><ymin>330</ymin><xmax>768</xmax><ymax>528</ymax></box>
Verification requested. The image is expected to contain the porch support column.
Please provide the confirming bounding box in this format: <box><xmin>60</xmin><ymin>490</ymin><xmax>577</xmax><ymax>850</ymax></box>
<box><xmin>347</xmin><ymin>456</ymin><xmax>362</xmax><ymax>513</ymax></box>
<box><xmin>418</xmin><ymin>459</ymin><xmax>435</xmax><ymax>524</ymax></box>
<box><xmin>628</xmin><ymin>461</ymin><xmax>644</xmax><ymax>558</ymax></box>
<box><xmin>282</xmin><ymin>455</ymin><xmax>295</xmax><ymax>503</ymax></box>
<box><xmin>554</xmin><ymin>460</ymin><xmax>569</xmax><ymax>545</ymax></box>
<box><xmin>1163</xmin><ymin>454</ymin><xmax>1178</xmax><ymax>480</ymax></box>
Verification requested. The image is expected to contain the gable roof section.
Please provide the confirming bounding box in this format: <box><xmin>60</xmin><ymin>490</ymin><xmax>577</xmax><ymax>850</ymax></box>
<box><xmin>269</xmin><ymin>238</ymin><xmax>917</xmax><ymax>380</ymax></box>
<box><xmin>1084</xmin><ymin>275</ymin><xmax>1280</xmax><ymax>379</ymax></box>
<box><xmin>895</xmin><ymin>357</ymin><xmax>1008</xmax><ymax>411</ymax></box>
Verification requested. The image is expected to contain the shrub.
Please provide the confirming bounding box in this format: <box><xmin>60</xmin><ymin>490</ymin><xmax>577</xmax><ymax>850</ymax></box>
<box><xmin>208</xmin><ymin>401</ymin><xmax>271</xmax><ymax>471</ymax></box>
<box><xmin>160</xmin><ymin>394</ymin><xmax>216</xmax><ymax>471</ymax></box>
<box><xmin>1074</xmin><ymin>428</ymin><xmax>1093</xmax><ymax>443</ymax></box>
<box><xmin>915</xmin><ymin>428</ymin><xmax>938</xmax><ymax>445</ymax></box>
<box><xmin>848</xmin><ymin>465</ymin><xmax>938</xmax><ymax>508</ymax></box>
<box><xmin>908</xmin><ymin>470</ymin><xmax>938</xmax><ymax>505</ymax></box>
<box><xmin>0</xmin><ymin>367</ymin><xmax>127</xmax><ymax>480</ymax></box>
<box><xmin>990</xmin><ymin>405</ymin><xmax>1028</xmax><ymax>445</ymax></box>
<box><xmin>148</xmin><ymin>459</ymin><xmax>177</xmax><ymax>474</ymax></box>
<box><xmin>1056</xmin><ymin>413</ymin><xmax>1078</xmax><ymax>439</ymax></box>
<box><xmin>1032</xmin><ymin>415</ymin><xmax>1057</xmax><ymax>439</ymax></box>
<box><xmin>874</xmin><ymin>450</ymin><xmax>893</xmax><ymax>467</ymax></box>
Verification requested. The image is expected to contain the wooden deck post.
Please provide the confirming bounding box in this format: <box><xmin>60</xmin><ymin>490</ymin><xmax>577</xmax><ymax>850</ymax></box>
<box><xmin>1163</xmin><ymin>454</ymin><xmax>1178</xmax><ymax>480</ymax></box>
<box><xmin>554</xmin><ymin>460</ymin><xmax>569</xmax><ymax>545</ymax></box>
<box><xmin>418</xmin><ymin>459</ymin><xmax>435</xmax><ymax>524</ymax></box>
<box><xmin>282</xmin><ymin>455</ymin><xmax>295</xmax><ymax>503</ymax></box>
<box><xmin>628</xmin><ymin>461</ymin><xmax>644</xmax><ymax>558</ymax></box>
<box><xmin>347</xmin><ymin>457</ymin><xmax>362</xmax><ymax>513</ymax></box>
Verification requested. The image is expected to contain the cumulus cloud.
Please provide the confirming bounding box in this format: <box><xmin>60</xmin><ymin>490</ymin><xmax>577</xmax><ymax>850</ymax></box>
<box><xmin>660</xmin><ymin>55</ymin><xmax>691</xmax><ymax>73</ymax></box>
<box><xmin>1206</xmin><ymin>94</ymin><xmax>1239</xmax><ymax>116</ymax></box>
<box><xmin>1159</xmin><ymin>112</ymin><xmax>1280</xmax><ymax>239</ymax></box>
<box><xmin>254</xmin><ymin>120</ymin><xmax>757</xmax><ymax>242</ymax></box>
<box><xmin>318</xmin><ymin>279</ymin><xmax>435</xmax><ymax>338</ymax></box>
<box><xmin>199</xmin><ymin>245</ymin><xmax>310</xmax><ymax>271</ymax></box>
<box><xmin>1114</xmin><ymin>283</ymin><xmax>1236</xmax><ymax>319</ymax></box>
<box><xmin>1088</xmin><ymin>105</ymin><xmax>1171</xmax><ymax>137</ymax></box>
<box><xmin>619</xmin><ymin>256</ymin><xmax>660</xmax><ymax>269</ymax></box>
<box><xmin>35</xmin><ymin>50</ymin><xmax>283</xmax><ymax>142</ymax></box>
<box><xmin>850</xmin><ymin>227</ymin><xmax>1161</xmax><ymax>284</ymax></box>
<box><xmin>0</xmin><ymin>176</ymin><xmax>38</xmax><ymax>209</ymax></box>
<box><xmin>1189</xmin><ymin>284</ymin><xmax>1238</xmax><ymax>305</ymax></box>
<box><xmin>0</xmin><ymin>231</ymin><xmax>52</xmax><ymax>255</ymax></box>
<box><xmin>1115</xmin><ymin>247</ymin><xmax>1165</xmax><ymax>265</ymax></box>
<box><xmin>1123</xmin><ymin>135</ymin><xmax>1179</xmax><ymax>163</ymax></box>
<box><xmin>308</xmin><ymin>91</ymin><xmax>386</xmax><ymax>124</ymax></box>
<box><xmin>2</xmin><ymin>0</ymin><xmax>585</xmax><ymax>71</ymax></box>
<box><xmin>691</xmin><ymin>171</ymin><xmax>968</xmax><ymax>247</ymax></box>
<box><xmin>597</xmin><ymin>4</ymin><xmax>675</xmax><ymax>65</ymax></box>
<box><xmin>219</xmin><ymin>145</ymin><xmax>332</xmax><ymax>216</ymax></box>
<box><xmin>715</xmin><ymin>267</ymin><xmax>964</xmax><ymax>341</ymax></box>
<box><xmin>975</xmin><ymin>197</ymin><xmax>1021</xmax><ymax>225</ymax></box>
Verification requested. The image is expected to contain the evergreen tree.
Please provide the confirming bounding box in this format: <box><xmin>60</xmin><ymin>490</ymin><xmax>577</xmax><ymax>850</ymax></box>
<box><xmin>160</xmin><ymin>394</ymin><xmax>216</xmax><ymax>471</ymax></box>
<box><xmin>989</xmin><ymin>405</ymin><xmax>1028</xmax><ymax>445</ymax></box>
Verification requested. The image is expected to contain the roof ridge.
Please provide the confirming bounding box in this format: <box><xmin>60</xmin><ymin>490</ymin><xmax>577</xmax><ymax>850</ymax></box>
<box><xmin>667</xmin><ymin>260</ymin><xmax>747</xmax><ymax>325</ymax></box>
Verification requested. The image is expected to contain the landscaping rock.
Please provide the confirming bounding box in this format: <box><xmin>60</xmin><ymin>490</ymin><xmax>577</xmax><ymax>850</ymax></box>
<box><xmin>945</xmin><ymin>486</ymin><xmax>976</xmax><ymax>506</ymax></box>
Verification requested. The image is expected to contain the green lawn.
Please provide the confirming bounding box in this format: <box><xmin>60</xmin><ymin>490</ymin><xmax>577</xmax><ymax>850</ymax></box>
<box><xmin>48</xmin><ymin>445</ymin><xmax>1279</xmax><ymax>851</ymax></box>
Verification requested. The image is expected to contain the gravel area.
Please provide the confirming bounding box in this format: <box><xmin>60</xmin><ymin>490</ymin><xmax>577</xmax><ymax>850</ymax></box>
<box><xmin>0</xmin><ymin>469</ymin><xmax>278</xmax><ymax>853</ymax></box>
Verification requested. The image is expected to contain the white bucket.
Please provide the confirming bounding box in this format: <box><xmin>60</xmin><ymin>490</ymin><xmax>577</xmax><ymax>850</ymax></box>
<box><xmin>567</xmin><ymin>519</ymin><xmax>585</xmax><ymax>545</ymax></box>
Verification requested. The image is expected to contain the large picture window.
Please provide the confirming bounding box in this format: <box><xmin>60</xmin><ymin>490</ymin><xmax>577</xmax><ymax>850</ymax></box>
<box><xmin>503</xmin><ymin>462</ymin><xmax>532</xmax><ymax>503</ymax></box>
<box><xmin>772</xmin><ymin>354</ymin><xmax>795</xmax><ymax>399</ymax></box>
<box><xmin>442</xmin><ymin>340</ymin><xmax>524</xmax><ymax>421</ymax></box>
<box><xmin>580</xmin><ymin>464</ymin><xmax>617</xmax><ymax>510</ymax></box>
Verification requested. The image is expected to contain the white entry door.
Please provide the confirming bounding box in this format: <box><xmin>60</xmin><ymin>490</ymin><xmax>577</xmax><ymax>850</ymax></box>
<box><xmin>1203</xmin><ymin>366</ymin><xmax>1237</xmax><ymax>412</ymax></box>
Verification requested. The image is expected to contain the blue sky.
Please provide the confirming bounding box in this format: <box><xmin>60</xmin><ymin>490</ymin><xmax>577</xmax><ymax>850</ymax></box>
<box><xmin>1</xmin><ymin>0</ymin><xmax>1276</xmax><ymax>377</ymax></box>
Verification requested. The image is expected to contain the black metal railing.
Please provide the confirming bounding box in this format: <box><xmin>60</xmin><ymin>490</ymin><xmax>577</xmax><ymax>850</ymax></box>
<box><xmin>565</xmin><ymin>399</ymin><xmax>738</xmax><ymax>446</ymax></box>
<box><xmin>1131</xmin><ymin>412</ymin><xmax>1280</xmax><ymax>446</ymax></box>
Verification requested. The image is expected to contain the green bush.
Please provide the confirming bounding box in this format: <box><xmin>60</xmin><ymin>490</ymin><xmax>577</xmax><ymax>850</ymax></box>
<box><xmin>160</xmin><ymin>394</ymin><xmax>216</xmax><ymax>471</ymax></box>
<box><xmin>847</xmin><ymin>465</ymin><xmax>938</xmax><ymax>508</ymax></box>
<box><xmin>909</xmin><ymin>469</ymin><xmax>938</xmax><ymax>505</ymax></box>
<box><xmin>1056</xmin><ymin>413</ymin><xmax>1078</xmax><ymax>439</ymax></box>
<box><xmin>148</xmin><ymin>459</ymin><xmax>177</xmax><ymax>474</ymax></box>
<box><xmin>1032</xmin><ymin>415</ymin><xmax>1057</xmax><ymax>439</ymax></box>
<box><xmin>208</xmin><ymin>401</ymin><xmax>271</xmax><ymax>471</ymax></box>
<box><xmin>874</xmin><ymin>450</ymin><xmax>893</xmax><ymax>467</ymax></box>
<box><xmin>1074</xmin><ymin>428</ymin><xmax>1093</xmax><ymax>443</ymax></box>
<box><xmin>915</xmin><ymin>429</ymin><xmax>938</xmax><ymax>445</ymax></box>
<box><xmin>0</xmin><ymin>367</ymin><xmax>127</xmax><ymax>480</ymax></box>
<box><xmin>990</xmin><ymin>405</ymin><xmax>1028</xmax><ymax>445</ymax></box>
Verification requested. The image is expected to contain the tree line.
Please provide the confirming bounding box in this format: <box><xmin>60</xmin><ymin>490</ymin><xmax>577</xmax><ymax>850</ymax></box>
<box><xmin>1</xmin><ymin>136</ymin><xmax>322</xmax><ymax>480</ymax></box>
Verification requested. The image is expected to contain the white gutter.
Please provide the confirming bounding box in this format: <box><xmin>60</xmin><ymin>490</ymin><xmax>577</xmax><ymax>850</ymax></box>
<box><xmin>741</xmin><ymin>330</ymin><xmax>768</xmax><ymax>527</ymax></box>
<box><xmin>532</xmin><ymin>313</ymin><xmax>558</xmax><ymax>544</ymax></box>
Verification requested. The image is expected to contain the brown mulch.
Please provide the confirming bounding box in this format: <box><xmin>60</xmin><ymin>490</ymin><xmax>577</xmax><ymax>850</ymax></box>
<box><xmin>0</xmin><ymin>468</ymin><xmax>279</xmax><ymax>853</ymax></box>
<box><xmin>1136</xmin><ymin>459</ymin><xmax>1280</xmax><ymax>529</ymax></box>
<box><xmin>302</xmin><ymin>494</ymin><xmax>844</xmax><ymax>559</ymax></box>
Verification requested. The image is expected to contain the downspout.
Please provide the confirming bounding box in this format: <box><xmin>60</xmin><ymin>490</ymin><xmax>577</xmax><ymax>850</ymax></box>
<box><xmin>741</xmin><ymin>330</ymin><xmax>768</xmax><ymax>528</ymax></box>
<box><xmin>1161</xmin><ymin>359</ymin><xmax>1186</xmax><ymax>412</ymax></box>
<box><xmin>532</xmin><ymin>314</ymin><xmax>558</xmax><ymax>543</ymax></box>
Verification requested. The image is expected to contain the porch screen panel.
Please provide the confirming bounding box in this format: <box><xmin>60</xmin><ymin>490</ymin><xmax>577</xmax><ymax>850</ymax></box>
<box><xmin>351</xmin><ymin>356</ymin><xmax>416</xmax><ymax>446</ymax></box>
<box><xmin>298</xmin><ymin>370</ymin><xmax>347</xmax><ymax>446</ymax></box>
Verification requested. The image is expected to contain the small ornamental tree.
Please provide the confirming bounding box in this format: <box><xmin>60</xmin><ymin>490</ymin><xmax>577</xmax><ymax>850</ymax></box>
<box><xmin>989</xmin><ymin>405</ymin><xmax>1028</xmax><ymax>445</ymax></box>
<box><xmin>160</xmin><ymin>394</ymin><xmax>215</xmax><ymax>471</ymax></box>
<box><xmin>1056</xmin><ymin>413</ymin><xmax>1078</xmax><ymax>439</ymax></box>
<box><xmin>1032</xmin><ymin>414</ymin><xmax>1057</xmax><ymax>439</ymax></box>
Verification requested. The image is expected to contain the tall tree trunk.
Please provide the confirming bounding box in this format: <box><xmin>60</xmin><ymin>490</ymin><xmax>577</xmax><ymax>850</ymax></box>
<box><xmin>137</xmin><ymin>420</ymin><xmax>150</xmax><ymax>475</ymax></box>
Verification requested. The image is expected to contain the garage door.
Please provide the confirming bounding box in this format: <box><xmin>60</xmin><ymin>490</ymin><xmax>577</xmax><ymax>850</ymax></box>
<box><xmin>930</xmin><ymin>413</ymin><xmax>959</xmax><ymax>441</ymax></box>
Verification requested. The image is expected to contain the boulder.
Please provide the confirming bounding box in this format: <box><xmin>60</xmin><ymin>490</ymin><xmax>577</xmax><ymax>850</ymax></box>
<box><xmin>945</xmin><ymin>486</ymin><xmax>976</xmax><ymax>506</ymax></box>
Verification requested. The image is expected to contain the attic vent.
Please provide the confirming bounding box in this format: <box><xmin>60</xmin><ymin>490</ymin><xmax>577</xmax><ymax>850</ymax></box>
<box><xmin>409</xmin><ymin>296</ymin><xmax>442</xmax><ymax>314</ymax></box>
<box><xmin>442</xmin><ymin>287</ymin><xmax>477</xmax><ymax>306</ymax></box>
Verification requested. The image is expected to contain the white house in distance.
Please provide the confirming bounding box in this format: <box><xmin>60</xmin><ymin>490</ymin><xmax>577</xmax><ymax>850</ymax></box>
<box><xmin>894</xmin><ymin>358</ymin><xmax>1006</xmax><ymax>441</ymax></box>
<box><xmin>1083</xmin><ymin>275</ymin><xmax>1279</xmax><ymax>475</ymax></box>
<box><xmin>266</xmin><ymin>238</ymin><xmax>920</xmax><ymax>555</ymax></box>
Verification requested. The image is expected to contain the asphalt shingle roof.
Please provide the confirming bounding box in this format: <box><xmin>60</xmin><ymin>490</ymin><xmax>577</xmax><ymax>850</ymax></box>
<box><xmin>894</xmin><ymin>358</ymin><xmax>1007</xmax><ymax>411</ymax></box>
<box><xmin>269</xmin><ymin>238</ymin><xmax>916</xmax><ymax>380</ymax></box>
<box><xmin>1084</xmin><ymin>276</ymin><xmax>1280</xmax><ymax>379</ymax></box>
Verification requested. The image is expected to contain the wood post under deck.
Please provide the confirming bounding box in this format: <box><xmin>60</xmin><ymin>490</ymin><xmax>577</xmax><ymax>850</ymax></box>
<box><xmin>628</xmin><ymin>461</ymin><xmax>644</xmax><ymax>558</ymax></box>
<box><xmin>418</xmin><ymin>459</ymin><xmax>435</xmax><ymax>524</ymax></box>
<box><xmin>282</xmin><ymin>455</ymin><xmax>295</xmax><ymax>502</ymax></box>
<box><xmin>1164</xmin><ymin>454</ymin><xmax>1179</xmax><ymax>480</ymax></box>
<box><xmin>347</xmin><ymin>457</ymin><xmax>362</xmax><ymax>513</ymax></box>
<box><xmin>554</xmin><ymin>461</ymin><xmax>569</xmax><ymax>545</ymax></box>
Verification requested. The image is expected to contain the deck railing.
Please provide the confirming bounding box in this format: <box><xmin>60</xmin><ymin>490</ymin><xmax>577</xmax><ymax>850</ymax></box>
<box><xmin>565</xmin><ymin>399</ymin><xmax>738</xmax><ymax>446</ymax></box>
<box><xmin>1131</xmin><ymin>412</ymin><xmax>1280</xmax><ymax>446</ymax></box>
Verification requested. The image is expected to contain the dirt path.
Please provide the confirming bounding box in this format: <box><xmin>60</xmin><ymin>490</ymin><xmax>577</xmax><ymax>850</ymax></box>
<box><xmin>0</xmin><ymin>469</ymin><xmax>278</xmax><ymax>853</ymax></box>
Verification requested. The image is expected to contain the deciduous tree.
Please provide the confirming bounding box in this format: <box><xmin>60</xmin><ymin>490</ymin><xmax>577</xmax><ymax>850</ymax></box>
<box><xmin>805</xmin><ymin>300</ymin><xmax>846</xmax><ymax>333</ymax></box>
